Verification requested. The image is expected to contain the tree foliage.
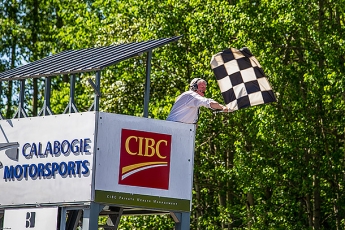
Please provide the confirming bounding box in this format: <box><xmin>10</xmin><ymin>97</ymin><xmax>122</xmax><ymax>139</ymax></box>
<box><xmin>1</xmin><ymin>0</ymin><xmax>345</xmax><ymax>229</ymax></box>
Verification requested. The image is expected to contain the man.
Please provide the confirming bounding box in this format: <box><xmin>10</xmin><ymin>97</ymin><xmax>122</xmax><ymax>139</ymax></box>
<box><xmin>167</xmin><ymin>78</ymin><xmax>228</xmax><ymax>124</ymax></box>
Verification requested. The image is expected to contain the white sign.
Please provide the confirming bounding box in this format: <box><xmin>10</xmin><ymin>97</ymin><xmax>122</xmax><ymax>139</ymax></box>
<box><xmin>0</xmin><ymin>111</ymin><xmax>196</xmax><ymax>212</ymax></box>
<box><xmin>94</xmin><ymin>112</ymin><xmax>196</xmax><ymax>211</ymax></box>
<box><xmin>0</xmin><ymin>112</ymin><xmax>95</xmax><ymax>206</ymax></box>
<box><xmin>3</xmin><ymin>207</ymin><xmax>58</xmax><ymax>230</ymax></box>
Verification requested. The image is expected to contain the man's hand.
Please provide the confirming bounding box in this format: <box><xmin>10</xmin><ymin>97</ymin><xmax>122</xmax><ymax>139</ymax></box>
<box><xmin>222</xmin><ymin>105</ymin><xmax>229</xmax><ymax>112</ymax></box>
<box><xmin>210</xmin><ymin>102</ymin><xmax>232</xmax><ymax>112</ymax></box>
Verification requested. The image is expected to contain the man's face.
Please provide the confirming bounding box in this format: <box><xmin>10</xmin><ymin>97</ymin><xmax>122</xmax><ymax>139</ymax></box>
<box><xmin>196</xmin><ymin>82</ymin><xmax>207</xmax><ymax>97</ymax></box>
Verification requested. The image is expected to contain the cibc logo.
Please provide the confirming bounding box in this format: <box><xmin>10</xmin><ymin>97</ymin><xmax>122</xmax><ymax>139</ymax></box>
<box><xmin>118</xmin><ymin>129</ymin><xmax>172</xmax><ymax>190</ymax></box>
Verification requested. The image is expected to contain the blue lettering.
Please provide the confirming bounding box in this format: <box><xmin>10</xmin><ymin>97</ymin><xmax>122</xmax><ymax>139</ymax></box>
<box><xmin>30</xmin><ymin>143</ymin><xmax>37</xmax><ymax>157</ymax></box>
<box><xmin>81</xmin><ymin>160</ymin><xmax>89</xmax><ymax>174</ymax></box>
<box><xmin>51</xmin><ymin>162</ymin><xmax>59</xmax><ymax>175</ymax></box>
<box><xmin>83</xmin><ymin>138</ymin><xmax>91</xmax><ymax>153</ymax></box>
<box><xmin>4</xmin><ymin>166</ymin><xmax>14</xmax><ymax>179</ymax></box>
<box><xmin>3</xmin><ymin>160</ymin><xmax>90</xmax><ymax>180</ymax></box>
<box><xmin>71</xmin><ymin>139</ymin><xmax>79</xmax><ymax>153</ymax></box>
<box><xmin>53</xmin><ymin>141</ymin><xmax>60</xmax><ymax>155</ymax></box>
<box><xmin>14</xmin><ymin>165</ymin><xmax>23</xmax><ymax>179</ymax></box>
<box><xmin>79</xmin><ymin>139</ymin><xmax>83</xmax><ymax>152</ymax></box>
<box><xmin>45</xmin><ymin>163</ymin><xmax>51</xmax><ymax>176</ymax></box>
<box><xmin>22</xmin><ymin>143</ymin><xmax>31</xmax><ymax>158</ymax></box>
<box><xmin>37</xmin><ymin>143</ymin><xmax>44</xmax><ymax>156</ymax></box>
<box><xmin>59</xmin><ymin>162</ymin><xmax>67</xmax><ymax>175</ymax></box>
<box><xmin>21</xmin><ymin>138</ymin><xmax>92</xmax><ymax>160</ymax></box>
<box><xmin>67</xmin><ymin>161</ymin><xmax>76</xmax><ymax>175</ymax></box>
<box><xmin>29</xmin><ymin>164</ymin><xmax>37</xmax><ymax>177</ymax></box>
<box><xmin>61</xmin><ymin>140</ymin><xmax>70</xmax><ymax>155</ymax></box>
<box><xmin>37</xmin><ymin>163</ymin><xmax>45</xmax><ymax>177</ymax></box>
<box><xmin>75</xmin><ymin>160</ymin><xmax>82</xmax><ymax>174</ymax></box>
<box><xmin>22</xmin><ymin>164</ymin><xmax>29</xmax><ymax>178</ymax></box>
<box><xmin>45</xmin><ymin>142</ymin><xmax>52</xmax><ymax>156</ymax></box>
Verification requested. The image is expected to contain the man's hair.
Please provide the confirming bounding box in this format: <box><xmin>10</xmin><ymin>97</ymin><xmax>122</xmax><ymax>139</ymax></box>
<box><xmin>189</xmin><ymin>78</ymin><xmax>206</xmax><ymax>91</ymax></box>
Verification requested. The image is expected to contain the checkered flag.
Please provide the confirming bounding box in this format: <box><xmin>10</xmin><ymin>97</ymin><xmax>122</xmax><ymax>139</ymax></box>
<box><xmin>210</xmin><ymin>47</ymin><xmax>276</xmax><ymax>112</ymax></box>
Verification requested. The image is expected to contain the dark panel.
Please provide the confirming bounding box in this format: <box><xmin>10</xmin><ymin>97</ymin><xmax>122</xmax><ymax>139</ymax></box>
<box><xmin>229</xmin><ymin>72</ymin><xmax>243</xmax><ymax>86</ymax></box>
<box><xmin>237</xmin><ymin>57</ymin><xmax>252</xmax><ymax>70</ymax></box>
<box><xmin>212</xmin><ymin>65</ymin><xmax>228</xmax><ymax>80</ymax></box>
<box><xmin>221</xmin><ymin>49</ymin><xmax>235</xmax><ymax>63</ymax></box>
<box><xmin>222</xmin><ymin>88</ymin><xmax>235</xmax><ymax>104</ymax></box>
<box><xmin>237</xmin><ymin>96</ymin><xmax>251</xmax><ymax>109</ymax></box>
<box><xmin>253</xmin><ymin>66</ymin><xmax>265</xmax><ymax>78</ymax></box>
<box><xmin>262</xmin><ymin>90</ymin><xmax>277</xmax><ymax>103</ymax></box>
<box><xmin>245</xmin><ymin>80</ymin><xmax>261</xmax><ymax>94</ymax></box>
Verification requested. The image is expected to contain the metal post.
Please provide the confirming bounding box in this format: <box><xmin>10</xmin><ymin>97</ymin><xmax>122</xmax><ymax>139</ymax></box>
<box><xmin>66</xmin><ymin>210</ymin><xmax>82</xmax><ymax>230</ymax></box>
<box><xmin>19</xmin><ymin>79</ymin><xmax>25</xmax><ymax>117</ymax></box>
<box><xmin>88</xmin><ymin>71</ymin><xmax>101</xmax><ymax>112</ymax></box>
<box><xmin>59</xmin><ymin>207</ymin><xmax>67</xmax><ymax>230</ymax></box>
<box><xmin>143</xmin><ymin>50</ymin><xmax>152</xmax><ymax>118</ymax></box>
<box><xmin>0</xmin><ymin>82</ymin><xmax>4</xmax><ymax>119</ymax></box>
<box><xmin>94</xmin><ymin>71</ymin><xmax>101</xmax><ymax>112</ymax></box>
<box><xmin>82</xmin><ymin>202</ymin><xmax>104</xmax><ymax>230</ymax></box>
<box><xmin>13</xmin><ymin>79</ymin><xmax>28</xmax><ymax>118</ymax></box>
<box><xmin>106</xmin><ymin>206</ymin><xmax>123</xmax><ymax>229</ymax></box>
<box><xmin>64</xmin><ymin>75</ymin><xmax>79</xmax><ymax>114</ymax></box>
<box><xmin>171</xmin><ymin>212</ymin><xmax>191</xmax><ymax>230</ymax></box>
<box><xmin>0</xmin><ymin>211</ymin><xmax>3</xmax><ymax>229</ymax></box>
<box><xmin>38</xmin><ymin>77</ymin><xmax>53</xmax><ymax>116</ymax></box>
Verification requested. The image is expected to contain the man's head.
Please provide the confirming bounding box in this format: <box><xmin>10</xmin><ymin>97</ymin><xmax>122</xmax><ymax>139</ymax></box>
<box><xmin>190</xmin><ymin>78</ymin><xmax>207</xmax><ymax>97</ymax></box>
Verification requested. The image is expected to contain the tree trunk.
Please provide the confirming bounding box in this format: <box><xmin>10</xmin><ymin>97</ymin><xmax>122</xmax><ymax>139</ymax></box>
<box><xmin>227</xmin><ymin>149</ymin><xmax>235</xmax><ymax>230</ymax></box>
<box><xmin>305</xmin><ymin>194</ymin><xmax>313</xmax><ymax>228</ymax></box>
<box><xmin>5</xmin><ymin>2</ymin><xmax>18</xmax><ymax>118</ymax></box>
<box><xmin>246</xmin><ymin>192</ymin><xmax>254</xmax><ymax>229</ymax></box>
<box><xmin>313</xmin><ymin>175</ymin><xmax>321</xmax><ymax>230</ymax></box>
<box><xmin>312</xmin><ymin>0</ymin><xmax>324</xmax><ymax>229</ymax></box>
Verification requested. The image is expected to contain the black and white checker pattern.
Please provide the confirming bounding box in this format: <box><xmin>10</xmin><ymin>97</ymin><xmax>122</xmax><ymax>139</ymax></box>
<box><xmin>210</xmin><ymin>47</ymin><xmax>276</xmax><ymax>111</ymax></box>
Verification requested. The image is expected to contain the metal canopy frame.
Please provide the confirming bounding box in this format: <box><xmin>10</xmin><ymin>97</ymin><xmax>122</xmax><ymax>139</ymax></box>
<box><xmin>0</xmin><ymin>36</ymin><xmax>182</xmax><ymax>119</ymax></box>
<box><xmin>0</xmin><ymin>36</ymin><xmax>191</xmax><ymax>230</ymax></box>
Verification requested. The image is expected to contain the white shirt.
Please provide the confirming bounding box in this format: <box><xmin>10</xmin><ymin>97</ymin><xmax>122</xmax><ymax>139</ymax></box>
<box><xmin>166</xmin><ymin>91</ymin><xmax>215</xmax><ymax>124</ymax></box>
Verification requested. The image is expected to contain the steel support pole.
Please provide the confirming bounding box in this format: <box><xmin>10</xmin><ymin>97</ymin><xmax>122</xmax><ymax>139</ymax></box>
<box><xmin>82</xmin><ymin>203</ymin><xmax>104</xmax><ymax>230</ymax></box>
<box><xmin>70</xmin><ymin>74</ymin><xmax>76</xmax><ymax>111</ymax></box>
<box><xmin>105</xmin><ymin>206</ymin><xmax>123</xmax><ymax>229</ymax></box>
<box><xmin>143</xmin><ymin>50</ymin><xmax>152</xmax><ymax>118</ymax></box>
<box><xmin>0</xmin><ymin>211</ymin><xmax>4</xmax><ymax>230</ymax></box>
<box><xmin>66</xmin><ymin>210</ymin><xmax>82</xmax><ymax>230</ymax></box>
<box><xmin>39</xmin><ymin>77</ymin><xmax>53</xmax><ymax>116</ymax></box>
<box><xmin>0</xmin><ymin>82</ymin><xmax>3</xmax><ymax>119</ymax></box>
<box><xmin>59</xmin><ymin>207</ymin><xmax>67</xmax><ymax>230</ymax></box>
<box><xmin>64</xmin><ymin>74</ymin><xmax>79</xmax><ymax>114</ymax></box>
<box><xmin>94</xmin><ymin>71</ymin><xmax>101</xmax><ymax>112</ymax></box>
<box><xmin>13</xmin><ymin>79</ymin><xmax>28</xmax><ymax>118</ymax></box>
<box><xmin>89</xmin><ymin>71</ymin><xmax>101</xmax><ymax>112</ymax></box>
<box><xmin>19</xmin><ymin>79</ymin><xmax>26</xmax><ymax>117</ymax></box>
<box><xmin>172</xmin><ymin>212</ymin><xmax>191</xmax><ymax>230</ymax></box>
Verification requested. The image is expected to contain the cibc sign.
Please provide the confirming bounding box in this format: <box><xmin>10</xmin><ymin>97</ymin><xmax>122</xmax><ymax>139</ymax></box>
<box><xmin>118</xmin><ymin>129</ymin><xmax>172</xmax><ymax>190</ymax></box>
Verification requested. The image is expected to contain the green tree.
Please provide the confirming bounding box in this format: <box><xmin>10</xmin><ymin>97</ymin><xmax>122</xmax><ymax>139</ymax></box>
<box><xmin>0</xmin><ymin>0</ymin><xmax>23</xmax><ymax>118</ymax></box>
<box><xmin>2</xmin><ymin>0</ymin><xmax>345</xmax><ymax>229</ymax></box>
